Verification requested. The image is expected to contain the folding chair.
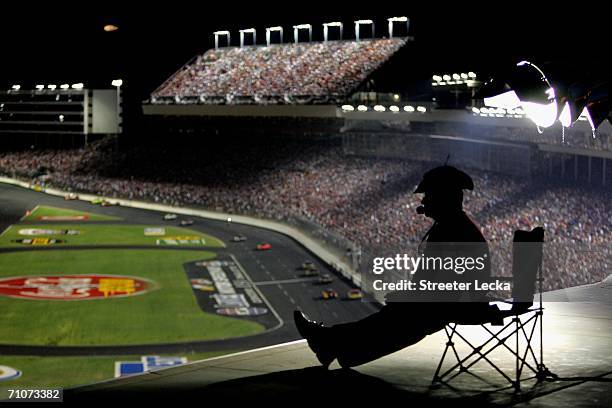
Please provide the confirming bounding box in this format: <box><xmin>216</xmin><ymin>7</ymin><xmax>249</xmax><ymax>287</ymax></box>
<box><xmin>431</xmin><ymin>227</ymin><xmax>557</xmax><ymax>391</ymax></box>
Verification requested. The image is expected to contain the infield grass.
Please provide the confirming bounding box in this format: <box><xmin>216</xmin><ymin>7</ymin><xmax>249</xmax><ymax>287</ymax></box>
<box><xmin>0</xmin><ymin>249</ymin><xmax>263</xmax><ymax>346</ymax></box>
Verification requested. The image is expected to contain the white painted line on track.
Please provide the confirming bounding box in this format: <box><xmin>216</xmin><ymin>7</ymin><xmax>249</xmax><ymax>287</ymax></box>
<box><xmin>254</xmin><ymin>277</ymin><xmax>318</xmax><ymax>286</ymax></box>
<box><xmin>229</xmin><ymin>254</ymin><xmax>283</xmax><ymax>330</ymax></box>
<box><xmin>0</xmin><ymin>225</ymin><xmax>12</xmax><ymax>237</ymax></box>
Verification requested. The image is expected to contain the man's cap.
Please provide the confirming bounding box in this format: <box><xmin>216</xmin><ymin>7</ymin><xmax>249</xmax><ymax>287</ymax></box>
<box><xmin>414</xmin><ymin>165</ymin><xmax>474</xmax><ymax>193</ymax></box>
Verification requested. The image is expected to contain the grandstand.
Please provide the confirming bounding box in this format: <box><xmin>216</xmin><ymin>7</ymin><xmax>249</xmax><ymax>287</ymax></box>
<box><xmin>150</xmin><ymin>38</ymin><xmax>407</xmax><ymax>105</ymax></box>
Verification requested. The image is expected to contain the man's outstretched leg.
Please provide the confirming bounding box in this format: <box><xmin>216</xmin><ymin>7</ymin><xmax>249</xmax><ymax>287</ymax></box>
<box><xmin>294</xmin><ymin>304</ymin><xmax>446</xmax><ymax>368</ymax></box>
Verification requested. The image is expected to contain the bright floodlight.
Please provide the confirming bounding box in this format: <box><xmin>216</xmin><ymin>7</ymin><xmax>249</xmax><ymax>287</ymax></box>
<box><xmin>60</xmin><ymin>84</ymin><xmax>69</xmax><ymax>90</ymax></box>
<box><xmin>432</xmin><ymin>75</ymin><xmax>442</xmax><ymax>82</ymax></box>
<box><xmin>341</xmin><ymin>104</ymin><xmax>355</xmax><ymax>111</ymax></box>
<box><xmin>484</xmin><ymin>90</ymin><xmax>521</xmax><ymax>109</ymax></box>
<box><xmin>559</xmin><ymin>102</ymin><xmax>572</xmax><ymax>127</ymax></box>
<box><xmin>468</xmin><ymin>72</ymin><xmax>476</xmax><ymax>78</ymax></box>
<box><xmin>11</xmin><ymin>84</ymin><xmax>20</xmax><ymax>91</ymax></box>
<box><xmin>389</xmin><ymin>105</ymin><xmax>400</xmax><ymax>112</ymax></box>
<box><xmin>71</xmin><ymin>83</ymin><xmax>84</xmax><ymax>90</ymax></box>
<box><xmin>521</xmin><ymin>100</ymin><xmax>558</xmax><ymax>128</ymax></box>
<box><xmin>35</xmin><ymin>84</ymin><xmax>44</xmax><ymax>90</ymax></box>
<box><xmin>417</xmin><ymin>106</ymin><xmax>427</xmax><ymax>113</ymax></box>
<box><xmin>111</xmin><ymin>79</ymin><xmax>123</xmax><ymax>87</ymax></box>
<box><xmin>47</xmin><ymin>84</ymin><xmax>57</xmax><ymax>90</ymax></box>
<box><xmin>388</xmin><ymin>16</ymin><xmax>408</xmax><ymax>22</ymax></box>
<box><xmin>357</xmin><ymin>105</ymin><xmax>368</xmax><ymax>112</ymax></box>
<box><xmin>460</xmin><ymin>73</ymin><xmax>468</xmax><ymax>79</ymax></box>
<box><xmin>472</xmin><ymin>107</ymin><xmax>480</xmax><ymax>114</ymax></box>
<box><xmin>403</xmin><ymin>105</ymin><xmax>415</xmax><ymax>112</ymax></box>
<box><xmin>578</xmin><ymin>106</ymin><xmax>595</xmax><ymax>130</ymax></box>
<box><xmin>513</xmin><ymin>61</ymin><xmax>558</xmax><ymax>128</ymax></box>
<box><xmin>443</xmin><ymin>75</ymin><xmax>451</xmax><ymax>81</ymax></box>
<box><xmin>373</xmin><ymin>105</ymin><xmax>386</xmax><ymax>112</ymax></box>
<box><xmin>452</xmin><ymin>73</ymin><xmax>460</xmax><ymax>80</ymax></box>
<box><xmin>103</xmin><ymin>24</ymin><xmax>118</xmax><ymax>32</ymax></box>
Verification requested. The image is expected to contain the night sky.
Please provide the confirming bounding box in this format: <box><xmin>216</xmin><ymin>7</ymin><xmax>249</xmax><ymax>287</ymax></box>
<box><xmin>1</xmin><ymin>3</ymin><xmax>607</xmax><ymax>101</ymax></box>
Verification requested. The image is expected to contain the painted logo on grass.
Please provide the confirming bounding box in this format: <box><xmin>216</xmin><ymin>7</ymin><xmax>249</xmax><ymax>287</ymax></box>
<box><xmin>12</xmin><ymin>238</ymin><xmax>66</xmax><ymax>245</ymax></box>
<box><xmin>19</xmin><ymin>229</ymin><xmax>81</xmax><ymax>236</ymax></box>
<box><xmin>0</xmin><ymin>274</ymin><xmax>153</xmax><ymax>300</ymax></box>
<box><xmin>37</xmin><ymin>215</ymin><xmax>89</xmax><ymax>221</ymax></box>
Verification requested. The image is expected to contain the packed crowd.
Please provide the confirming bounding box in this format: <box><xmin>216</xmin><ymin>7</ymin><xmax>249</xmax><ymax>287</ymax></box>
<box><xmin>0</xmin><ymin>136</ymin><xmax>609</xmax><ymax>291</ymax></box>
<box><xmin>153</xmin><ymin>39</ymin><xmax>405</xmax><ymax>100</ymax></box>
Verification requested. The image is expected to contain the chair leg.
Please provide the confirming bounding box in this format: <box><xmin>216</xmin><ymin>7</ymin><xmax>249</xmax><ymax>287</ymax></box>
<box><xmin>432</xmin><ymin>324</ymin><xmax>457</xmax><ymax>384</ymax></box>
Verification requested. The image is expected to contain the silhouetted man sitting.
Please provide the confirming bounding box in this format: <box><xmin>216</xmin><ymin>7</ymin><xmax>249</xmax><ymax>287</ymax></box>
<box><xmin>294</xmin><ymin>165</ymin><xmax>494</xmax><ymax>368</ymax></box>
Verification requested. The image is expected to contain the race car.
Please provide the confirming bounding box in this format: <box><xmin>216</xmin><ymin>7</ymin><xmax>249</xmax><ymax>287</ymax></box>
<box><xmin>163</xmin><ymin>214</ymin><xmax>178</xmax><ymax>220</ymax></box>
<box><xmin>100</xmin><ymin>200</ymin><xmax>117</xmax><ymax>207</ymax></box>
<box><xmin>317</xmin><ymin>274</ymin><xmax>334</xmax><ymax>284</ymax></box>
<box><xmin>300</xmin><ymin>260</ymin><xmax>317</xmax><ymax>271</ymax></box>
<box><xmin>302</xmin><ymin>269</ymin><xmax>319</xmax><ymax>277</ymax></box>
<box><xmin>232</xmin><ymin>235</ymin><xmax>247</xmax><ymax>242</ymax></box>
<box><xmin>64</xmin><ymin>193</ymin><xmax>79</xmax><ymax>200</ymax></box>
<box><xmin>322</xmin><ymin>288</ymin><xmax>338</xmax><ymax>300</ymax></box>
<box><xmin>90</xmin><ymin>198</ymin><xmax>104</xmax><ymax>205</ymax></box>
<box><xmin>256</xmin><ymin>243</ymin><xmax>272</xmax><ymax>251</ymax></box>
<box><xmin>179</xmin><ymin>219</ymin><xmax>194</xmax><ymax>226</ymax></box>
<box><xmin>346</xmin><ymin>289</ymin><xmax>363</xmax><ymax>300</ymax></box>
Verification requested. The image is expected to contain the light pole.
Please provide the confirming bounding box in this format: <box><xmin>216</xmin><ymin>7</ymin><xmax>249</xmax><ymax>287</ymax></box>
<box><xmin>239</xmin><ymin>28</ymin><xmax>256</xmax><ymax>47</ymax></box>
<box><xmin>387</xmin><ymin>16</ymin><xmax>409</xmax><ymax>38</ymax></box>
<box><xmin>265</xmin><ymin>26</ymin><xmax>283</xmax><ymax>46</ymax></box>
<box><xmin>293</xmin><ymin>24</ymin><xmax>312</xmax><ymax>43</ymax></box>
<box><xmin>354</xmin><ymin>19</ymin><xmax>375</xmax><ymax>41</ymax></box>
<box><xmin>323</xmin><ymin>22</ymin><xmax>343</xmax><ymax>42</ymax></box>
<box><xmin>213</xmin><ymin>30</ymin><xmax>231</xmax><ymax>49</ymax></box>
<box><xmin>111</xmin><ymin>79</ymin><xmax>123</xmax><ymax>134</ymax></box>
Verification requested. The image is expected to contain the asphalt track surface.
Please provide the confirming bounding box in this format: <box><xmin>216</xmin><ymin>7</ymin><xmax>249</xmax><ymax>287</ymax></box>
<box><xmin>0</xmin><ymin>182</ymin><xmax>379</xmax><ymax>356</ymax></box>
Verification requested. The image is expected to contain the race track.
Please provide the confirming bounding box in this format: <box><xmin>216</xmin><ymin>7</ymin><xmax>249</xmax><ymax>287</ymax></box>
<box><xmin>0</xmin><ymin>183</ymin><xmax>379</xmax><ymax>356</ymax></box>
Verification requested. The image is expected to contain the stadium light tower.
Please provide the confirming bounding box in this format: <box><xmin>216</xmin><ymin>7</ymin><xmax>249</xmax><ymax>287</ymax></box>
<box><xmin>354</xmin><ymin>19</ymin><xmax>375</xmax><ymax>41</ymax></box>
<box><xmin>323</xmin><ymin>22</ymin><xmax>343</xmax><ymax>42</ymax></box>
<box><xmin>266</xmin><ymin>26</ymin><xmax>283</xmax><ymax>46</ymax></box>
<box><xmin>239</xmin><ymin>28</ymin><xmax>256</xmax><ymax>47</ymax></box>
<box><xmin>213</xmin><ymin>30</ymin><xmax>231</xmax><ymax>49</ymax></box>
<box><xmin>111</xmin><ymin>79</ymin><xmax>123</xmax><ymax>134</ymax></box>
<box><xmin>293</xmin><ymin>24</ymin><xmax>312</xmax><ymax>43</ymax></box>
<box><xmin>11</xmin><ymin>84</ymin><xmax>20</xmax><ymax>91</ymax></box>
<box><xmin>387</xmin><ymin>16</ymin><xmax>409</xmax><ymax>38</ymax></box>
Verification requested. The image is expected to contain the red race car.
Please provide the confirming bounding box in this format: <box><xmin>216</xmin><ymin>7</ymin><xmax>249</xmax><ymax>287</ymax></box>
<box><xmin>256</xmin><ymin>243</ymin><xmax>272</xmax><ymax>251</ymax></box>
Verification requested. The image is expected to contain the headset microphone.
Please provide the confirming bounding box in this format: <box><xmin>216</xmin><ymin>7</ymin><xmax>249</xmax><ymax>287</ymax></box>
<box><xmin>416</xmin><ymin>205</ymin><xmax>425</xmax><ymax>214</ymax></box>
